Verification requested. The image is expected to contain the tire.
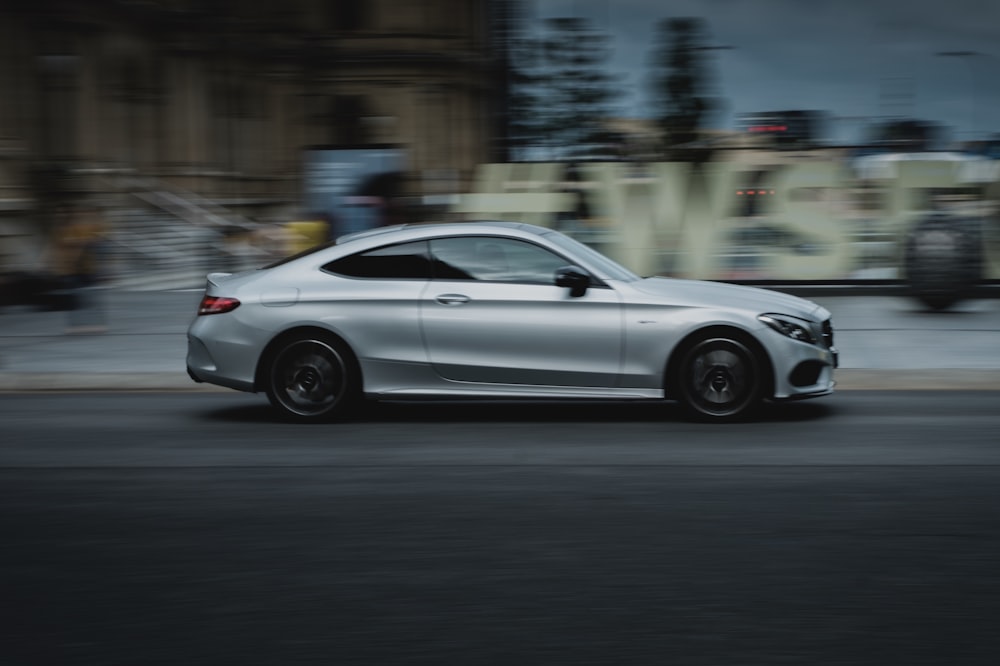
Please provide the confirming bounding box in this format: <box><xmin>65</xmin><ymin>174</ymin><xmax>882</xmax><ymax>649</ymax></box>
<box><xmin>264</xmin><ymin>334</ymin><xmax>358</xmax><ymax>422</ymax></box>
<box><xmin>903</xmin><ymin>215</ymin><xmax>982</xmax><ymax>311</ymax></box>
<box><xmin>674</xmin><ymin>334</ymin><xmax>764</xmax><ymax>422</ymax></box>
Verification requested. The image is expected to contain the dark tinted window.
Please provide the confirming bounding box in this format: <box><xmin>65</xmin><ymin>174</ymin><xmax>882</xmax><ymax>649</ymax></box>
<box><xmin>430</xmin><ymin>237</ymin><xmax>569</xmax><ymax>284</ymax></box>
<box><xmin>323</xmin><ymin>241</ymin><xmax>431</xmax><ymax>279</ymax></box>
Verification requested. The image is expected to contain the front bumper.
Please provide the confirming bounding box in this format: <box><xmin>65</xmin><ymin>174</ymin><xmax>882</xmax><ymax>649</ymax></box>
<box><xmin>768</xmin><ymin>339</ymin><xmax>838</xmax><ymax>401</ymax></box>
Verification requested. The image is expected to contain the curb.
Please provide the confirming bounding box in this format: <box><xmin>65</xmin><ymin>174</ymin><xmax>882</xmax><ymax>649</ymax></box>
<box><xmin>0</xmin><ymin>372</ymin><xmax>229</xmax><ymax>392</ymax></box>
<box><xmin>1</xmin><ymin>369</ymin><xmax>999</xmax><ymax>393</ymax></box>
<box><xmin>832</xmin><ymin>369</ymin><xmax>1000</xmax><ymax>391</ymax></box>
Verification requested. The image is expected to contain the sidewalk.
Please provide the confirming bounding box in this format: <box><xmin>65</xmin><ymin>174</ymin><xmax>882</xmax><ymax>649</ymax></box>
<box><xmin>0</xmin><ymin>289</ymin><xmax>211</xmax><ymax>391</ymax></box>
<box><xmin>1</xmin><ymin>289</ymin><xmax>999</xmax><ymax>392</ymax></box>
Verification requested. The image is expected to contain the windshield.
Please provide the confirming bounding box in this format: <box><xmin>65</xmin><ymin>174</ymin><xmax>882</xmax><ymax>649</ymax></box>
<box><xmin>542</xmin><ymin>231</ymin><xmax>640</xmax><ymax>282</ymax></box>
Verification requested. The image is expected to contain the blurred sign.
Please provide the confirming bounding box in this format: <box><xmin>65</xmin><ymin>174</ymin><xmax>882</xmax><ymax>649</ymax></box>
<box><xmin>456</xmin><ymin>159</ymin><xmax>1000</xmax><ymax>283</ymax></box>
<box><xmin>737</xmin><ymin>110</ymin><xmax>825</xmax><ymax>147</ymax></box>
<box><xmin>303</xmin><ymin>147</ymin><xmax>405</xmax><ymax>238</ymax></box>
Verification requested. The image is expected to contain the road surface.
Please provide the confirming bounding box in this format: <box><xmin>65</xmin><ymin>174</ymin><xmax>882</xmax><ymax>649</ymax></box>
<box><xmin>2</xmin><ymin>391</ymin><xmax>999</xmax><ymax>665</ymax></box>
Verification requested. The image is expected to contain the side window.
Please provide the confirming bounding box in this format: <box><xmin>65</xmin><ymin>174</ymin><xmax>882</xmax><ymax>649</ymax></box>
<box><xmin>322</xmin><ymin>241</ymin><xmax>430</xmax><ymax>279</ymax></box>
<box><xmin>430</xmin><ymin>237</ymin><xmax>569</xmax><ymax>284</ymax></box>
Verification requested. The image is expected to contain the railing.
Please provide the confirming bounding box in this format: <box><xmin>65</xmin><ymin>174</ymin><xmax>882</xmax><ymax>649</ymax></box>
<box><xmin>93</xmin><ymin>171</ymin><xmax>272</xmax><ymax>289</ymax></box>
<box><xmin>109</xmin><ymin>174</ymin><xmax>259</xmax><ymax>232</ymax></box>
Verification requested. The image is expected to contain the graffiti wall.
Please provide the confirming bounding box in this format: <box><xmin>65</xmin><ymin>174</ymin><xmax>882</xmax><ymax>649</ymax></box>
<box><xmin>453</xmin><ymin>158</ymin><xmax>1000</xmax><ymax>282</ymax></box>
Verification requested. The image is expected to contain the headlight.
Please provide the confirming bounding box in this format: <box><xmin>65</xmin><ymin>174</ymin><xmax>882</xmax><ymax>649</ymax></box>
<box><xmin>758</xmin><ymin>313</ymin><xmax>816</xmax><ymax>344</ymax></box>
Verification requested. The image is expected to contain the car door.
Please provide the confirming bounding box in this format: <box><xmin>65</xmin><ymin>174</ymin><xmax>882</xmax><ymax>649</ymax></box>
<box><xmin>420</xmin><ymin>235</ymin><xmax>623</xmax><ymax>387</ymax></box>
<box><xmin>320</xmin><ymin>240</ymin><xmax>432</xmax><ymax>367</ymax></box>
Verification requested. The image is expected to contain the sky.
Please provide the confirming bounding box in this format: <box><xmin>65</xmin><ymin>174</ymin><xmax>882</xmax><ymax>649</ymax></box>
<box><xmin>532</xmin><ymin>0</ymin><xmax>1000</xmax><ymax>145</ymax></box>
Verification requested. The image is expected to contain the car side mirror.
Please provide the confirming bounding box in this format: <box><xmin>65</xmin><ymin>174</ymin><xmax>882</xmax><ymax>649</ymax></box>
<box><xmin>555</xmin><ymin>265</ymin><xmax>591</xmax><ymax>298</ymax></box>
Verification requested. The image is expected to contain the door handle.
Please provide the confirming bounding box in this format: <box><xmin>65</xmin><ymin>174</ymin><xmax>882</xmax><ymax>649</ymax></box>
<box><xmin>435</xmin><ymin>294</ymin><xmax>470</xmax><ymax>306</ymax></box>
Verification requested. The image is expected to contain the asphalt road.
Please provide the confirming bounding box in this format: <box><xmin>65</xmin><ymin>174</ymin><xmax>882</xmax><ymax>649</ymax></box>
<box><xmin>3</xmin><ymin>391</ymin><xmax>1000</xmax><ymax>665</ymax></box>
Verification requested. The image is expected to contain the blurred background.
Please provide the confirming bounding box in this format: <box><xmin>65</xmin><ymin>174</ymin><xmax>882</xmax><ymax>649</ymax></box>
<box><xmin>0</xmin><ymin>0</ymin><xmax>998</xmax><ymax>301</ymax></box>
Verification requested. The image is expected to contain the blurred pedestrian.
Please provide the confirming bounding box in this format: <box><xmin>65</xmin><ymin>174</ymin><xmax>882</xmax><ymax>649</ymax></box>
<box><xmin>48</xmin><ymin>203</ymin><xmax>109</xmax><ymax>334</ymax></box>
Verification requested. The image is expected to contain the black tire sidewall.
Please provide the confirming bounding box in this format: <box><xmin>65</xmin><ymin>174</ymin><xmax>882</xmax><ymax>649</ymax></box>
<box><xmin>265</xmin><ymin>335</ymin><xmax>358</xmax><ymax>423</ymax></box>
<box><xmin>676</xmin><ymin>335</ymin><xmax>763</xmax><ymax>422</ymax></box>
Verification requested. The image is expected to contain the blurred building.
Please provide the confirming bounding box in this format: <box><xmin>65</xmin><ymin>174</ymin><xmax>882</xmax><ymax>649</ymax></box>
<box><xmin>0</xmin><ymin>0</ymin><xmax>514</xmax><ymax>280</ymax></box>
<box><xmin>736</xmin><ymin>111</ymin><xmax>828</xmax><ymax>149</ymax></box>
<box><xmin>860</xmin><ymin>118</ymin><xmax>948</xmax><ymax>153</ymax></box>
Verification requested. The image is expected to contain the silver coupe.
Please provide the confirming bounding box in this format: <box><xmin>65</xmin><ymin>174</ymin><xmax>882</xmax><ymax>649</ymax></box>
<box><xmin>187</xmin><ymin>222</ymin><xmax>837</xmax><ymax>422</ymax></box>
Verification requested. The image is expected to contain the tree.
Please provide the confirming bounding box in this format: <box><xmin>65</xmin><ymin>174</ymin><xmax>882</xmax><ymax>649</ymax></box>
<box><xmin>541</xmin><ymin>18</ymin><xmax>618</xmax><ymax>159</ymax></box>
<box><xmin>649</xmin><ymin>17</ymin><xmax>720</xmax><ymax>158</ymax></box>
<box><xmin>524</xmin><ymin>17</ymin><xmax>618</xmax><ymax>160</ymax></box>
<box><xmin>504</xmin><ymin>34</ymin><xmax>548</xmax><ymax>160</ymax></box>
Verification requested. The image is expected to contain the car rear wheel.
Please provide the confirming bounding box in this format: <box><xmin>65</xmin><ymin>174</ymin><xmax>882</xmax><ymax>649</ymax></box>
<box><xmin>265</xmin><ymin>335</ymin><xmax>357</xmax><ymax>422</ymax></box>
<box><xmin>675</xmin><ymin>334</ymin><xmax>764</xmax><ymax>422</ymax></box>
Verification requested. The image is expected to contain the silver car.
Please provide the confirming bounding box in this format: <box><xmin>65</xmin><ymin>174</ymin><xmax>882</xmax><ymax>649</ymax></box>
<box><xmin>187</xmin><ymin>222</ymin><xmax>837</xmax><ymax>422</ymax></box>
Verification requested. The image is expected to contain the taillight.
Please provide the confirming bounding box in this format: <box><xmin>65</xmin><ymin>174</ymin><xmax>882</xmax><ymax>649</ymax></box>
<box><xmin>198</xmin><ymin>295</ymin><xmax>241</xmax><ymax>315</ymax></box>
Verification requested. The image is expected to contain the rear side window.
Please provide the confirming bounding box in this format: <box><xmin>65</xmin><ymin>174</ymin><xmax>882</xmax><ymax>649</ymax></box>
<box><xmin>323</xmin><ymin>241</ymin><xmax>431</xmax><ymax>279</ymax></box>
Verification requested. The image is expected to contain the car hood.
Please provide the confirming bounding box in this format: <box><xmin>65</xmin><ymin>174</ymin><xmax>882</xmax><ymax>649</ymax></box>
<box><xmin>629</xmin><ymin>277</ymin><xmax>829</xmax><ymax>321</ymax></box>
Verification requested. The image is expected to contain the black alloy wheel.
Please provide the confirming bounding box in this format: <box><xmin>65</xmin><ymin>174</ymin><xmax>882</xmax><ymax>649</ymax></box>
<box><xmin>676</xmin><ymin>335</ymin><xmax>764</xmax><ymax>422</ymax></box>
<box><xmin>266</xmin><ymin>335</ymin><xmax>356</xmax><ymax>422</ymax></box>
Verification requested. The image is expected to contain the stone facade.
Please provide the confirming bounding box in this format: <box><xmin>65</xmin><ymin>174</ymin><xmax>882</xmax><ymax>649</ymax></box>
<box><xmin>0</xmin><ymin>0</ymin><xmax>506</xmax><ymax>230</ymax></box>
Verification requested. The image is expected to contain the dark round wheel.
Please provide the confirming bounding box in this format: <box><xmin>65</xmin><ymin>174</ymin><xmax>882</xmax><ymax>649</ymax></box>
<box><xmin>903</xmin><ymin>214</ymin><xmax>982</xmax><ymax>311</ymax></box>
<box><xmin>265</xmin><ymin>335</ymin><xmax>357</xmax><ymax>422</ymax></box>
<box><xmin>675</xmin><ymin>335</ymin><xmax>764</xmax><ymax>422</ymax></box>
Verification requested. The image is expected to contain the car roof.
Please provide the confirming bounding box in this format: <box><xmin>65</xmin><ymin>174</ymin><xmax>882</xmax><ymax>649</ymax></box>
<box><xmin>271</xmin><ymin>218</ymin><xmax>640</xmax><ymax>283</ymax></box>
<box><xmin>263</xmin><ymin>221</ymin><xmax>558</xmax><ymax>272</ymax></box>
<box><xmin>335</xmin><ymin>221</ymin><xmax>550</xmax><ymax>245</ymax></box>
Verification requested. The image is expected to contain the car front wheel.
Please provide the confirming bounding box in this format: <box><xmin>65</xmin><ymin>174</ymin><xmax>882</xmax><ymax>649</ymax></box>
<box><xmin>675</xmin><ymin>334</ymin><xmax>764</xmax><ymax>422</ymax></box>
<box><xmin>265</xmin><ymin>335</ymin><xmax>357</xmax><ymax>422</ymax></box>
